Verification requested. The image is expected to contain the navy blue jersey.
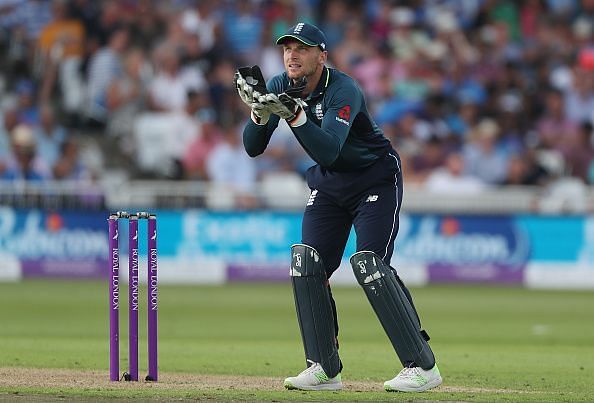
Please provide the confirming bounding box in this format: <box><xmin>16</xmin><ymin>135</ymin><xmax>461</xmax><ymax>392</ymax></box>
<box><xmin>243</xmin><ymin>66</ymin><xmax>392</xmax><ymax>172</ymax></box>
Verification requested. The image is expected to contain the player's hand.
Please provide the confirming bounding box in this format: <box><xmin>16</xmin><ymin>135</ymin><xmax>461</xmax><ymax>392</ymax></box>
<box><xmin>234</xmin><ymin>66</ymin><xmax>268</xmax><ymax>102</ymax></box>
<box><xmin>234</xmin><ymin>66</ymin><xmax>271</xmax><ymax>124</ymax></box>
<box><xmin>257</xmin><ymin>93</ymin><xmax>307</xmax><ymax>127</ymax></box>
<box><xmin>285</xmin><ymin>76</ymin><xmax>307</xmax><ymax>99</ymax></box>
<box><xmin>234</xmin><ymin>68</ymin><xmax>255</xmax><ymax>106</ymax></box>
<box><xmin>277</xmin><ymin>76</ymin><xmax>308</xmax><ymax>126</ymax></box>
<box><xmin>250</xmin><ymin>92</ymin><xmax>272</xmax><ymax>125</ymax></box>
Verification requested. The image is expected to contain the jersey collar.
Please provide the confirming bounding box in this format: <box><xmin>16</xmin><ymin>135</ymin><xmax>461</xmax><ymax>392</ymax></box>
<box><xmin>305</xmin><ymin>66</ymin><xmax>330</xmax><ymax>101</ymax></box>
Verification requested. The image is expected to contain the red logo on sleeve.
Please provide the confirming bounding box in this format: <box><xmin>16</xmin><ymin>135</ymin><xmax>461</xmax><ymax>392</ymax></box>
<box><xmin>338</xmin><ymin>105</ymin><xmax>351</xmax><ymax>120</ymax></box>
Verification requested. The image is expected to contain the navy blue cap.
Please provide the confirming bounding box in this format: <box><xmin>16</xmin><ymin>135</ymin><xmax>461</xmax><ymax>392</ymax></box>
<box><xmin>276</xmin><ymin>22</ymin><xmax>328</xmax><ymax>51</ymax></box>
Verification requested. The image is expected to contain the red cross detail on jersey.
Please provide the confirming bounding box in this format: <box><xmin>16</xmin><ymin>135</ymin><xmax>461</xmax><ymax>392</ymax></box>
<box><xmin>338</xmin><ymin>105</ymin><xmax>350</xmax><ymax>120</ymax></box>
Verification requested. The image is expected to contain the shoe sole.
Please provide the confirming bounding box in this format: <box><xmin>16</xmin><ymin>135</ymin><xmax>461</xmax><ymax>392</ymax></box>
<box><xmin>284</xmin><ymin>381</ymin><xmax>343</xmax><ymax>391</ymax></box>
<box><xmin>384</xmin><ymin>376</ymin><xmax>442</xmax><ymax>392</ymax></box>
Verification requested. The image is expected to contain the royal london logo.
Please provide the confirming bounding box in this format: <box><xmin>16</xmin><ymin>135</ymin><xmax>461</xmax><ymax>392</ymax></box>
<box><xmin>315</xmin><ymin>103</ymin><xmax>323</xmax><ymax>120</ymax></box>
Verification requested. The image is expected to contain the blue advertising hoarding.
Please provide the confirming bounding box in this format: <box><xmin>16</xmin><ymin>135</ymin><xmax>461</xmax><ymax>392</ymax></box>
<box><xmin>0</xmin><ymin>207</ymin><xmax>592</xmax><ymax>287</ymax></box>
<box><xmin>0</xmin><ymin>207</ymin><xmax>107</xmax><ymax>278</ymax></box>
<box><xmin>395</xmin><ymin>215</ymin><xmax>530</xmax><ymax>283</ymax></box>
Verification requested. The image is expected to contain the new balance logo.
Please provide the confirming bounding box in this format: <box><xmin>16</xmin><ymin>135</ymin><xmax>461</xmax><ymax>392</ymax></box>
<box><xmin>366</xmin><ymin>195</ymin><xmax>379</xmax><ymax>202</ymax></box>
<box><xmin>307</xmin><ymin>189</ymin><xmax>318</xmax><ymax>206</ymax></box>
<box><xmin>294</xmin><ymin>23</ymin><xmax>304</xmax><ymax>34</ymax></box>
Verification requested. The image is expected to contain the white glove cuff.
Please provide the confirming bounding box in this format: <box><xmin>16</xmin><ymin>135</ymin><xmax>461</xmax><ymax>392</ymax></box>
<box><xmin>287</xmin><ymin>108</ymin><xmax>306</xmax><ymax>127</ymax></box>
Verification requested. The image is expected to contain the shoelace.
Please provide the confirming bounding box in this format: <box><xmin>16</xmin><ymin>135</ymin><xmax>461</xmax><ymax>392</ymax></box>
<box><xmin>298</xmin><ymin>359</ymin><xmax>321</xmax><ymax>377</ymax></box>
<box><xmin>398</xmin><ymin>367</ymin><xmax>420</xmax><ymax>380</ymax></box>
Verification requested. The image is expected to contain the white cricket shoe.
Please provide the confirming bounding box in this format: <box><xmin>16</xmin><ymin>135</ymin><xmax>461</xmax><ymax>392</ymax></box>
<box><xmin>384</xmin><ymin>364</ymin><xmax>442</xmax><ymax>392</ymax></box>
<box><xmin>284</xmin><ymin>360</ymin><xmax>343</xmax><ymax>391</ymax></box>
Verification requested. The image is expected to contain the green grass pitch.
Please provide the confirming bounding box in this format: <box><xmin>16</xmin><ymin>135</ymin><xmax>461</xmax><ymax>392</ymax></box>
<box><xmin>0</xmin><ymin>280</ymin><xmax>592</xmax><ymax>401</ymax></box>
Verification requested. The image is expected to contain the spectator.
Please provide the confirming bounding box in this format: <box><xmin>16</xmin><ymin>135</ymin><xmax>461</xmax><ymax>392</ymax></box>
<box><xmin>353</xmin><ymin>43</ymin><xmax>397</xmax><ymax>107</ymax></box>
<box><xmin>320</xmin><ymin>0</ymin><xmax>348</xmax><ymax>51</ymax></box>
<box><xmin>502</xmin><ymin>151</ymin><xmax>550</xmax><ymax>186</ymax></box>
<box><xmin>205</xmin><ymin>123</ymin><xmax>257</xmax><ymax>208</ymax></box>
<box><xmin>564</xmin><ymin>52</ymin><xmax>594</xmax><ymax>124</ymax></box>
<box><xmin>424</xmin><ymin>152</ymin><xmax>487</xmax><ymax>194</ymax></box>
<box><xmin>565</xmin><ymin>121</ymin><xmax>594</xmax><ymax>182</ymax></box>
<box><xmin>2</xmin><ymin>124</ymin><xmax>50</xmax><ymax>181</ymax></box>
<box><xmin>147</xmin><ymin>43</ymin><xmax>205</xmax><ymax>112</ymax></box>
<box><xmin>1</xmin><ymin>0</ymin><xmax>594</xmax><ymax>194</ymax></box>
<box><xmin>166</xmin><ymin>90</ymin><xmax>206</xmax><ymax>179</ymax></box>
<box><xmin>106</xmin><ymin>48</ymin><xmax>149</xmax><ymax>139</ymax></box>
<box><xmin>222</xmin><ymin>0</ymin><xmax>263</xmax><ymax>65</ymax></box>
<box><xmin>183</xmin><ymin>114</ymin><xmax>223</xmax><ymax>180</ymax></box>
<box><xmin>257</xmin><ymin>23</ymin><xmax>286</xmax><ymax>80</ymax></box>
<box><xmin>408</xmin><ymin>136</ymin><xmax>447</xmax><ymax>184</ymax></box>
<box><xmin>13</xmin><ymin>0</ymin><xmax>53</xmax><ymax>41</ymax></box>
<box><xmin>388</xmin><ymin>6</ymin><xmax>430</xmax><ymax>62</ymax></box>
<box><xmin>0</xmin><ymin>106</ymin><xmax>20</xmax><ymax>169</ymax></box>
<box><xmin>207</xmin><ymin>59</ymin><xmax>239</xmax><ymax>125</ymax></box>
<box><xmin>127</xmin><ymin>2</ymin><xmax>164</xmax><ymax>52</ymax></box>
<box><xmin>89</xmin><ymin>0</ymin><xmax>124</xmax><ymax>47</ymax></box>
<box><xmin>180</xmin><ymin>2</ymin><xmax>219</xmax><ymax>55</ymax></box>
<box><xmin>37</xmin><ymin>0</ymin><xmax>85</xmax><ymax>115</ymax></box>
<box><xmin>331</xmin><ymin>19</ymin><xmax>373</xmax><ymax>75</ymax></box>
<box><xmin>463</xmin><ymin>118</ymin><xmax>510</xmax><ymax>184</ymax></box>
<box><xmin>86</xmin><ymin>26</ymin><xmax>129</xmax><ymax>125</ymax></box>
<box><xmin>15</xmin><ymin>79</ymin><xmax>39</xmax><ymax>126</ymax></box>
<box><xmin>32</xmin><ymin>104</ymin><xmax>67</xmax><ymax>169</ymax></box>
<box><xmin>536</xmin><ymin>88</ymin><xmax>578</xmax><ymax>155</ymax></box>
<box><xmin>252</xmin><ymin>120</ymin><xmax>304</xmax><ymax>178</ymax></box>
<box><xmin>52</xmin><ymin>138</ymin><xmax>89</xmax><ymax>180</ymax></box>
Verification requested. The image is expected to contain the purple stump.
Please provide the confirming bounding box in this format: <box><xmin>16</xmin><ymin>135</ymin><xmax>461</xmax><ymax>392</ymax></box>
<box><xmin>146</xmin><ymin>214</ymin><xmax>158</xmax><ymax>381</ymax></box>
<box><xmin>128</xmin><ymin>215</ymin><xmax>139</xmax><ymax>381</ymax></box>
<box><xmin>108</xmin><ymin>215</ymin><xmax>120</xmax><ymax>381</ymax></box>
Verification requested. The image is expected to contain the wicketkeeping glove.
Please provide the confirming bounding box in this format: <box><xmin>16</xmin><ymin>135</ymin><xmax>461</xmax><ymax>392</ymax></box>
<box><xmin>250</xmin><ymin>99</ymin><xmax>271</xmax><ymax>125</ymax></box>
<box><xmin>257</xmin><ymin>93</ymin><xmax>307</xmax><ymax>127</ymax></box>
<box><xmin>285</xmin><ymin>76</ymin><xmax>308</xmax><ymax>99</ymax></box>
<box><xmin>256</xmin><ymin>77</ymin><xmax>309</xmax><ymax>127</ymax></box>
<box><xmin>234</xmin><ymin>65</ymin><xmax>272</xmax><ymax>124</ymax></box>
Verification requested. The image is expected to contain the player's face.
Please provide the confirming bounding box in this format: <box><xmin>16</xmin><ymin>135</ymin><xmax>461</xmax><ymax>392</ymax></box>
<box><xmin>282</xmin><ymin>40</ymin><xmax>325</xmax><ymax>80</ymax></box>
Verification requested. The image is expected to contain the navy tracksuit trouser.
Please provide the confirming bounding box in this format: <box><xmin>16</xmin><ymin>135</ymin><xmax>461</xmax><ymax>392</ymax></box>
<box><xmin>301</xmin><ymin>151</ymin><xmax>420</xmax><ymax>346</ymax></box>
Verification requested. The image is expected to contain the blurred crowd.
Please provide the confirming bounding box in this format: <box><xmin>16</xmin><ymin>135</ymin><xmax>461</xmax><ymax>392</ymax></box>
<box><xmin>1</xmin><ymin>0</ymin><xmax>594</xmax><ymax>205</ymax></box>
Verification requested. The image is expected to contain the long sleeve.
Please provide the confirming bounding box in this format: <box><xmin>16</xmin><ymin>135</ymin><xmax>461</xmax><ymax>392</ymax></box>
<box><xmin>242</xmin><ymin>114</ymin><xmax>280</xmax><ymax>157</ymax></box>
<box><xmin>291</xmin><ymin>84</ymin><xmax>361</xmax><ymax>167</ymax></box>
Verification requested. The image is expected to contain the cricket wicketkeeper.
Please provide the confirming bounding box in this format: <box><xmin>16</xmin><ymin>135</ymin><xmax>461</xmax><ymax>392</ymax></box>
<box><xmin>234</xmin><ymin>22</ymin><xmax>442</xmax><ymax>392</ymax></box>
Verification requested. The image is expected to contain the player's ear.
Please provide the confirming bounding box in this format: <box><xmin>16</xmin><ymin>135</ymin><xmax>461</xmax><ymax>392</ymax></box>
<box><xmin>319</xmin><ymin>50</ymin><xmax>327</xmax><ymax>66</ymax></box>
